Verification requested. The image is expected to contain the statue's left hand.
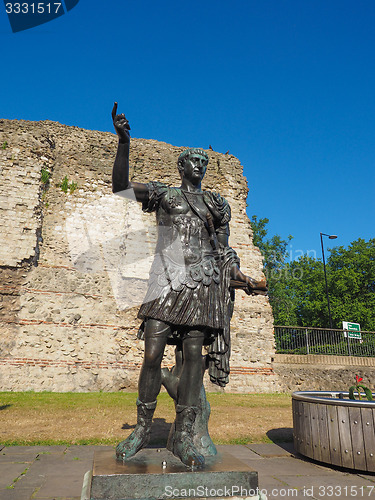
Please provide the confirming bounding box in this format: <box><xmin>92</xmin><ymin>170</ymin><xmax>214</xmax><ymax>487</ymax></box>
<box><xmin>230</xmin><ymin>267</ymin><xmax>267</xmax><ymax>295</ymax></box>
<box><xmin>243</xmin><ymin>276</ymin><xmax>268</xmax><ymax>296</ymax></box>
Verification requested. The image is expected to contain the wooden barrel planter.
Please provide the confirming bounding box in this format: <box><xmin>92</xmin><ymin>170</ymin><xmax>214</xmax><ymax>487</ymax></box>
<box><xmin>292</xmin><ymin>391</ymin><xmax>375</xmax><ymax>472</ymax></box>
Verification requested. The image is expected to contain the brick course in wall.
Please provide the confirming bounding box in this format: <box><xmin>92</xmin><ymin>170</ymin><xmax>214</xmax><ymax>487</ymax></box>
<box><xmin>273</xmin><ymin>355</ymin><xmax>375</xmax><ymax>393</ymax></box>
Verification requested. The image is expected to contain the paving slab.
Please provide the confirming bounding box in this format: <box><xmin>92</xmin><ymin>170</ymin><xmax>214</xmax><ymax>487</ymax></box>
<box><xmin>0</xmin><ymin>453</ymin><xmax>36</xmax><ymax>464</ymax></box>
<box><xmin>307</xmin><ymin>474</ymin><xmax>375</xmax><ymax>494</ymax></box>
<box><xmin>0</xmin><ymin>448</ymin><xmax>41</xmax><ymax>464</ymax></box>
<box><xmin>359</xmin><ymin>472</ymin><xmax>375</xmax><ymax>481</ymax></box>
<box><xmin>253</xmin><ymin>477</ymin><xmax>288</xmax><ymax>497</ymax></box>
<box><xmin>217</xmin><ymin>444</ymin><xmax>262</xmax><ymax>460</ymax></box>
<box><xmin>260</xmin><ymin>486</ymin><xmax>300</xmax><ymax>499</ymax></box>
<box><xmin>24</xmin><ymin>451</ymin><xmax>78</xmax><ymax>475</ymax></box>
<box><xmin>0</xmin><ymin>487</ymin><xmax>38</xmax><ymax>500</ymax></box>
<box><xmin>2</xmin><ymin>446</ymin><xmax>66</xmax><ymax>454</ymax></box>
<box><xmin>246</xmin><ymin>443</ymin><xmax>293</xmax><ymax>458</ymax></box>
<box><xmin>33</xmin><ymin>472</ymin><xmax>89</xmax><ymax>499</ymax></box>
<box><xmin>13</xmin><ymin>455</ymin><xmax>55</xmax><ymax>490</ymax></box>
<box><xmin>63</xmin><ymin>445</ymin><xmax>113</xmax><ymax>462</ymax></box>
<box><xmin>24</xmin><ymin>452</ymin><xmax>92</xmax><ymax>499</ymax></box>
<box><xmin>273</xmin><ymin>472</ymin><xmax>374</xmax><ymax>489</ymax></box>
<box><xmin>0</xmin><ymin>462</ymin><xmax>32</xmax><ymax>489</ymax></box>
<box><xmin>0</xmin><ymin>446</ymin><xmax>67</xmax><ymax>467</ymax></box>
<box><xmin>242</xmin><ymin>456</ymin><xmax>341</xmax><ymax>477</ymax></box>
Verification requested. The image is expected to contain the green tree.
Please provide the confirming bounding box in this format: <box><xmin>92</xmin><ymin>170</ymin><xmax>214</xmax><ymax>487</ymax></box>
<box><xmin>286</xmin><ymin>240</ymin><xmax>375</xmax><ymax>330</ymax></box>
<box><xmin>250</xmin><ymin>216</ymin><xmax>292</xmax><ymax>273</ymax></box>
<box><xmin>284</xmin><ymin>256</ymin><xmax>326</xmax><ymax>327</ymax></box>
<box><xmin>250</xmin><ymin>216</ymin><xmax>295</xmax><ymax>324</ymax></box>
<box><xmin>251</xmin><ymin>217</ymin><xmax>375</xmax><ymax>331</ymax></box>
<box><xmin>328</xmin><ymin>238</ymin><xmax>375</xmax><ymax>331</ymax></box>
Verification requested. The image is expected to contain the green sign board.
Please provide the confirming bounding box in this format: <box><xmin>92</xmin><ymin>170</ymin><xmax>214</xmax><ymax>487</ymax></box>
<box><xmin>343</xmin><ymin>321</ymin><xmax>362</xmax><ymax>339</ymax></box>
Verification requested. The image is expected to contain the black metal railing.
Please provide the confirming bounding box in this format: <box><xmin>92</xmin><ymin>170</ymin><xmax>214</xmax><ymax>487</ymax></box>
<box><xmin>274</xmin><ymin>326</ymin><xmax>375</xmax><ymax>357</ymax></box>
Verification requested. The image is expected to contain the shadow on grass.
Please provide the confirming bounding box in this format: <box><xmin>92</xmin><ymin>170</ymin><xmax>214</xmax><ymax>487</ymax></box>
<box><xmin>0</xmin><ymin>404</ymin><xmax>12</xmax><ymax>411</ymax></box>
<box><xmin>121</xmin><ymin>418</ymin><xmax>172</xmax><ymax>447</ymax></box>
<box><xmin>266</xmin><ymin>427</ymin><xmax>293</xmax><ymax>443</ymax></box>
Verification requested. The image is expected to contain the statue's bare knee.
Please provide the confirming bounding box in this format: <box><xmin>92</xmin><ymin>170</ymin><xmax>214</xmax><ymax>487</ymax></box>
<box><xmin>182</xmin><ymin>334</ymin><xmax>205</xmax><ymax>365</ymax></box>
<box><xmin>143</xmin><ymin>319</ymin><xmax>171</xmax><ymax>369</ymax></box>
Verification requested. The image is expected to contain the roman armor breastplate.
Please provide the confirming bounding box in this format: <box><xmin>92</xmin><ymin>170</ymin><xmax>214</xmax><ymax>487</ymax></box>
<box><xmin>150</xmin><ymin>190</ymin><xmax>220</xmax><ymax>291</ymax></box>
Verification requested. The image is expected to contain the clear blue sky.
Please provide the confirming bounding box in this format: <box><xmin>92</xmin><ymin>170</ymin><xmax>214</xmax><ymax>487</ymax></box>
<box><xmin>1</xmin><ymin>0</ymin><xmax>374</xmax><ymax>260</ymax></box>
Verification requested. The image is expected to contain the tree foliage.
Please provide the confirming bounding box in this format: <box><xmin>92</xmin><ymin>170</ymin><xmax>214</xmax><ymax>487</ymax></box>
<box><xmin>251</xmin><ymin>216</ymin><xmax>375</xmax><ymax>331</ymax></box>
<box><xmin>328</xmin><ymin>239</ymin><xmax>375</xmax><ymax>330</ymax></box>
<box><xmin>250</xmin><ymin>216</ymin><xmax>295</xmax><ymax>324</ymax></box>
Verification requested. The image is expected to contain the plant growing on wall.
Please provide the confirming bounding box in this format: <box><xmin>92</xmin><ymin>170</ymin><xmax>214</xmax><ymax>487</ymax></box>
<box><xmin>59</xmin><ymin>175</ymin><xmax>78</xmax><ymax>194</ymax></box>
<box><xmin>41</xmin><ymin>168</ymin><xmax>51</xmax><ymax>184</ymax></box>
<box><xmin>60</xmin><ymin>175</ymin><xmax>69</xmax><ymax>193</ymax></box>
<box><xmin>69</xmin><ymin>181</ymin><xmax>78</xmax><ymax>194</ymax></box>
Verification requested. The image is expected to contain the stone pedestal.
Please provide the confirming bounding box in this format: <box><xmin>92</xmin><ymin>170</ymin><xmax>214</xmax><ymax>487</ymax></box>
<box><xmin>82</xmin><ymin>448</ymin><xmax>262</xmax><ymax>500</ymax></box>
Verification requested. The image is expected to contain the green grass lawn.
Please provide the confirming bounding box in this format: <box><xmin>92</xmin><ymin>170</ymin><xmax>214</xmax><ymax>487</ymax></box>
<box><xmin>0</xmin><ymin>392</ymin><xmax>293</xmax><ymax>446</ymax></box>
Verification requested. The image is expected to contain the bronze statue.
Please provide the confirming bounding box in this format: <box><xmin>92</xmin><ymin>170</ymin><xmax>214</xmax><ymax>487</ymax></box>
<box><xmin>111</xmin><ymin>103</ymin><xmax>266</xmax><ymax>468</ymax></box>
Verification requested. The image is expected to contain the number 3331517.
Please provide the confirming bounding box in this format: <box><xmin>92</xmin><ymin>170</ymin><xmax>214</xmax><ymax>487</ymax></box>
<box><xmin>5</xmin><ymin>3</ymin><xmax>62</xmax><ymax>14</ymax></box>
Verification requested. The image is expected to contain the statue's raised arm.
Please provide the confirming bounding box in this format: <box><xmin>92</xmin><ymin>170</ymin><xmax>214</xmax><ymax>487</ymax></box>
<box><xmin>111</xmin><ymin>102</ymin><xmax>149</xmax><ymax>203</ymax></box>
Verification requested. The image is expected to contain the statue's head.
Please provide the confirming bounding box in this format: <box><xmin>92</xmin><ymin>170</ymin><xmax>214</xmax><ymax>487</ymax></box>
<box><xmin>177</xmin><ymin>148</ymin><xmax>209</xmax><ymax>182</ymax></box>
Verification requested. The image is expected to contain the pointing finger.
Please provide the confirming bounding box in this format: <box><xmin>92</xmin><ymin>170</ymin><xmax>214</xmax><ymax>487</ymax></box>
<box><xmin>112</xmin><ymin>102</ymin><xmax>118</xmax><ymax>120</ymax></box>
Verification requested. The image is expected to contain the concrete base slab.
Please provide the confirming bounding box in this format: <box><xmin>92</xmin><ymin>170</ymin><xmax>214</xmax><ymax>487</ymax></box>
<box><xmin>83</xmin><ymin>448</ymin><xmax>260</xmax><ymax>500</ymax></box>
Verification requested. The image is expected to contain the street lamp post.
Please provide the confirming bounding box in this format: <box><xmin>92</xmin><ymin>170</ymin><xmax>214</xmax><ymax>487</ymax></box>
<box><xmin>320</xmin><ymin>232</ymin><xmax>337</xmax><ymax>330</ymax></box>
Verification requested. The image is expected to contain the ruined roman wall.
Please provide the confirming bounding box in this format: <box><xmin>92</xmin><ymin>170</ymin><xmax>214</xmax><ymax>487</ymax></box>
<box><xmin>0</xmin><ymin>119</ymin><xmax>277</xmax><ymax>393</ymax></box>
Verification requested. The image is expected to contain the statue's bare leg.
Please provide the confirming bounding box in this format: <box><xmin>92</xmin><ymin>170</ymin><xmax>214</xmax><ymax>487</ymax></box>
<box><xmin>178</xmin><ymin>334</ymin><xmax>205</xmax><ymax>406</ymax></box>
<box><xmin>116</xmin><ymin>319</ymin><xmax>170</xmax><ymax>460</ymax></box>
<box><xmin>172</xmin><ymin>333</ymin><xmax>205</xmax><ymax>467</ymax></box>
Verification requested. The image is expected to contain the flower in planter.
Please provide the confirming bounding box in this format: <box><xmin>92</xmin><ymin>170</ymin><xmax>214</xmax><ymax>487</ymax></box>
<box><xmin>349</xmin><ymin>375</ymin><xmax>373</xmax><ymax>401</ymax></box>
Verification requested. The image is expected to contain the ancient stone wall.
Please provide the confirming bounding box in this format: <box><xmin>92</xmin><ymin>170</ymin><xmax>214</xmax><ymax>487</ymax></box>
<box><xmin>273</xmin><ymin>354</ymin><xmax>375</xmax><ymax>392</ymax></box>
<box><xmin>0</xmin><ymin>119</ymin><xmax>276</xmax><ymax>393</ymax></box>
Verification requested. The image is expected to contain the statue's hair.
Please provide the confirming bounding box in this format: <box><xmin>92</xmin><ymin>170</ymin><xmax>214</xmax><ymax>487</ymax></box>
<box><xmin>177</xmin><ymin>148</ymin><xmax>209</xmax><ymax>172</ymax></box>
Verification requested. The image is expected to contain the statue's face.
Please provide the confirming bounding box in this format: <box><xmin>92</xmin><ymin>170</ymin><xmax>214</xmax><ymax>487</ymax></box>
<box><xmin>181</xmin><ymin>154</ymin><xmax>208</xmax><ymax>184</ymax></box>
